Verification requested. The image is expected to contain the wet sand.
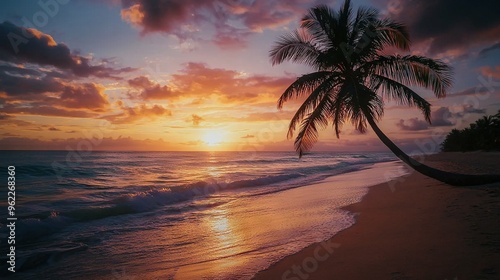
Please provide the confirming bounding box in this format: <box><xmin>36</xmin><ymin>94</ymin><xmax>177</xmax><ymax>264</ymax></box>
<box><xmin>253</xmin><ymin>152</ymin><xmax>500</xmax><ymax>279</ymax></box>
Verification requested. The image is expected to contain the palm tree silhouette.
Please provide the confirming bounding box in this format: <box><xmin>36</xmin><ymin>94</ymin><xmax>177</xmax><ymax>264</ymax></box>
<box><xmin>270</xmin><ymin>0</ymin><xmax>500</xmax><ymax>186</ymax></box>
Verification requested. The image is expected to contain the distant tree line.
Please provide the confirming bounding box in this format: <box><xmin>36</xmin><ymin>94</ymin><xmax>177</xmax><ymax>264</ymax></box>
<box><xmin>441</xmin><ymin>110</ymin><xmax>500</xmax><ymax>152</ymax></box>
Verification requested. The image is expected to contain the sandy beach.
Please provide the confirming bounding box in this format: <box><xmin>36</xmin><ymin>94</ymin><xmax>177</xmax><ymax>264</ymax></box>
<box><xmin>253</xmin><ymin>152</ymin><xmax>500</xmax><ymax>280</ymax></box>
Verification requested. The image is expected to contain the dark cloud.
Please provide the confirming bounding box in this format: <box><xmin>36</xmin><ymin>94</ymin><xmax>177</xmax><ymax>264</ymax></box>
<box><xmin>455</xmin><ymin>104</ymin><xmax>486</xmax><ymax>117</ymax></box>
<box><xmin>0</xmin><ymin>68</ymin><xmax>111</xmax><ymax>117</ymax></box>
<box><xmin>48</xmin><ymin>127</ymin><xmax>61</xmax><ymax>131</ymax></box>
<box><xmin>430</xmin><ymin>106</ymin><xmax>455</xmax><ymax>126</ymax></box>
<box><xmin>449</xmin><ymin>86</ymin><xmax>498</xmax><ymax>97</ymax></box>
<box><xmin>460</xmin><ymin>105</ymin><xmax>486</xmax><ymax>115</ymax></box>
<box><xmin>0</xmin><ymin>21</ymin><xmax>135</xmax><ymax>79</ymax></box>
<box><xmin>396</xmin><ymin>106</ymin><xmax>468</xmax><ymax>131</ymax></box>
<box><xmin>479</xmin><ymin>42</ymin><xmax>500</xmax><ymax>56</ymax></box>
<box><xmin>121</xmin><ymin>0</ymin><xmax>215</xmax><ymax>34</ymax></box>
<box><xmin>396</xmin><ymin>118</ymin><xmax>429</xmax><ymax>131</ymax></box>
<box><xmin>1</xmin><ymin>104</ymin><xmax>98</xmax><ymax>118</ymax></box>
<box><xmin>382</xmin><ymin>0</ymin><xmax>500</xmax><ymax>56</ymax></box>
<box><xmin>120</xmin><ymin>0</ymin><xmax>332</xmax><ymax>48</ymax></box>
<box><xmin>59</xmin><ymin>83</ymin><xmax>109</xmax><ymax>111</ymax></box>
<box><xmin>0</xmin><ymin>64</ymin><xmax>41</xmax><ymax>76</ymax></box>
<box><xmin>0</xmin><ymin>113</ymin><xmax>11</xmax><ymax>120</ymax></box>
<box><xmin>0</xmin><ymin>77</ymin><xmax>110</xmax><ymax>111</ymax></box>
<box><xmin>0</xmin><ymin>68</ymin><xmax>64</xmax><ymax>98</ymax></box>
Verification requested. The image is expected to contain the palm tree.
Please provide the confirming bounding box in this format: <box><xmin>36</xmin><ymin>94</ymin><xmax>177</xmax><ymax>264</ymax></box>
<box><xmin>270</xmin><ymin>0</ymin><xmax>500</xmax><ymax>186</ymax></box>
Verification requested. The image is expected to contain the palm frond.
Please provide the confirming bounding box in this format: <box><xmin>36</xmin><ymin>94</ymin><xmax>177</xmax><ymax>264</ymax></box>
<box><xmin>361</xmin><ymin>55</ymin><xmax>453</xmax><ymax>97</ymax></box>
<box><xmin>277</xmin><ymin>71</ymin><xmax>336</xmax><ymax>109</ymax></box>
<box><xmin>376</xmin><ymin>19</ymin><xmax>410</xmax><ymax>51</ymax></box>
<box><xmin>287</xmin><ymin>75</ymin><xmax>340</xmax><ymax>139</ymax></box>
<box><xmin>370</xmin><ymin>74</ymin><xmax>431</xmax><ymax>121</ymax></box>
<box><xmin>351</xmin><ymin>18</ymin><xmax>409</xmax><ymax>65</ymax></box>
<box><xmin>301</xmin><ymin>5</ymin><xmax>339</xmax><ymax>49</ymax></box>
<box><xmin>345</xmin><ymin>83</ymin><xmax>384</xmax><ymax>132</ymax></box>
<box><xmin>331</xmin><ymin>84</ymin><xmax>350</xmax><ymax>137</ymax></box>
<box><xmin>294</xmin><ymin>93</ymin><xmax>333</xmax><ymax>157</ymax></box>
<box><xmin>349</xmin><ymin>6</ymin><xmax>378</xmax><ymax>46</ymax></box>
<box><xmin>338</xmin><ymin>0</ymin><xmax>353</xmax><ymax>41</ymax></box>
<box><xmin>269</xmin><ymin>29</ymin><xmax>321</xmax><ymax>66</ymax></box>
<box><xmin>361</xmin><ymin>84</ymin><xmax>384</xmax><ymax>120</ymax></box>
<box><xmin>269</xmin><ymin>0</ymin><xmax>454</xmax><ymax>157</ymax></box>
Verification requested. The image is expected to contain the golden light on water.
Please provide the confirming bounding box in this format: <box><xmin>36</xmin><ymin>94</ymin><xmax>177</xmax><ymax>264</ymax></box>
<box><xmin>212</xmin><ymin>214</ymin><xmax>231</xmax><ymax>237</ymax></box>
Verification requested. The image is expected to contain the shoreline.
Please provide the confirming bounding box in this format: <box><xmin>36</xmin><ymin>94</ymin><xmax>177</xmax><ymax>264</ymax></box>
<box><xmin>172</xmin><ymin>160</ymin><xmax>405</xmax><ymax>280</ymax></box>
<box><xmin>253</xmin><ymin>152</ymin><xmax>500</xmax><ymax>279</ymax></box>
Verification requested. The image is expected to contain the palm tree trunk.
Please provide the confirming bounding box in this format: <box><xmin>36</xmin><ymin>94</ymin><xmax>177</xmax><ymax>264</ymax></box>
<box><xmin>365</xmin><ymin>116</ymin><xmax>500</xmax><ymax>186</ymax></box>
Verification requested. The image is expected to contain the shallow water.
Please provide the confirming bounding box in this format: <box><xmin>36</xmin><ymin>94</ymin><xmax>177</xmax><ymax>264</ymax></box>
<box><xmin>0</xmin><ymin>151</ymin><xmax>406</xmax><ymax>279</ymax></box>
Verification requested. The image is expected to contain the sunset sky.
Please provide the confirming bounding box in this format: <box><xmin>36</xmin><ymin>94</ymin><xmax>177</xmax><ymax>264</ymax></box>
<box><xmin>1</xmin><ymin>0</ymin><xmax>499</xmax><ymax>152</ymax></box>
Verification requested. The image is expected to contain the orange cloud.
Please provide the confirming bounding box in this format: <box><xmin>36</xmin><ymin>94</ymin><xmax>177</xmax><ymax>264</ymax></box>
<box><xmin>191</xmin><ymin>114</ymin><xmax>204</xmax><ymax>126</ymax></box>
<box><xmin>170</xmin><ymin>62</ymin><xmax>294</xmax><ymax>103</ymax></box>
<box><xmin>120</xmin><ymin>4</ymin><xmax>144</xmax><ymax>27</ymax></box>
<box><xmin>1</xmin><ymin>74</ymin><xmax>111</xmax><ymax>118</ymax></box>
<box><xmin>128</xmin><ymin>76</ymin><xmax>178</xmax><ymax>100</ymax></box>
<box><xmin>59</xmin><ymin>83</ymin><xmax>109</xmax><ymax>111</ymax></box>
<box><xmin>103</xmin><ymin>102</ymin><xmax>172</xmax><ymax>124</ymax></box>
<box><xmin>127</xmin><ymin>63</ymin><xmax>294</xmax><ymax>104</ymax></box>
<box><xmin>480</xmin><ymin>66</ymin><xmax>500</xmax><ymax>79</ymax></box>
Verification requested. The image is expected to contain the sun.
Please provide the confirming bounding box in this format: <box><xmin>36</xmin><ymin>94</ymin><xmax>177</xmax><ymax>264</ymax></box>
<box><xmin>203</xmin><ymin>131</ymin><xmax>224</xmax><ymax>146</ymax></box>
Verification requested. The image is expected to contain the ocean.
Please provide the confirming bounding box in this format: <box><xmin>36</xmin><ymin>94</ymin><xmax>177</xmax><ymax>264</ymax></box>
<box><xmin>0</xmin><ymin>151</ymin><xmax>406</xmax><ymax>279</ymax></box>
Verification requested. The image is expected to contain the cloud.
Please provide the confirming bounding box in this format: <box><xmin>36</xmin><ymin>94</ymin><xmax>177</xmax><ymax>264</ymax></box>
<box><xmin>1</xmin><ymin>68</ymin><xmax>111</xmax><ymax>117</ymax></box>
<box><xmin>212</xmin><ymin>26</ymin><xmax>251</xmax><ymax>50</ymax></box>
<box><xmin>191</xmin><ymin>114</ymin><xmax>204</xmax><ymax>126</ymax></box>
<box><xmin>0</xmin><ymin>21</ymin><xmax>135</xmax><ymax>79</ymax></box>
<box><xmin>171</xmin><ymin>62</ymin><xmax>293</xmax><ymax>103</ymax></box>
<box><xmin>102</xmin><ymin>102</ymin><xmax>172</xmax><ymax>124</ymax></box>
<box><xmin>0</xmin><ymin>136</ymin><xmax>170</xmax><ymax>151</ymax></box>
<box><xmin>479</xmin><ymin>42</ymin><xmax>500</xmax><ymax>56</ymax></box>
<box><xmin>480</xmin><ymin>66</ymin><xmax>500</xmax><ymax>79</ymax></box>
<box><xmin>128</xmin><ymin>76</ymin><xmax>178</xmax><ymax>100</ymax></box>
<box><xmin>48</xmin><ymin>127</ymin><xmax>61</xmax><ymax>131</ymax></box>
<box><xmin>381</xmin><ymin>0</ymin><xmax>500</xmax><ymax>56</ymax></box>
<box><xmin>461</xmin><ymin>105</ymin><xmax>486</xmax><ymax>115</ymax></box>
<box><xmin>1</xmin><ymin>59</ymin><xmax>292</xmax><ymax>121</ymax></box>
<box><xmin>59</xmin><ymin>83</ymin><xmax>110</xmax><ymax>111</ymax></box>
<box><xmin>396</xmin><ymin>118</ymin><xmax>429</xmax><ymax>131</ymax></box>
<box><xmin>119</xmin><ymin>0</ymin><xmax>331</xmax><ymax>48</ymax></box>
<box><xmin>449</xmin><ymin>85</ymin><xmax>499</xmax><ymax>97</ymax></box>
<box><xmin>241</xmin><ymin>134</ymin><xmax>255</xmax><ymax>138</ymax></box>
<box><xmin>0</xmin><ymin>67</ymin><xmax>64</xmax><ymax>98</ymax></box>
<box><xmin>121</xmin><ymin>0</ymin><xmax>214</xmax><ymax>34</ymax></box>
<box><xmin>127</xmin><ymin>63</ymin><xmax>293</xmax><ymax>103</ymax></box>
<box><xmin>395</xmin><ymin>105</ymin><xmax>474</xmax><ymax>131</ymax></box>
<box><xmin>1</xmin><ymin>105</ymin><xmax>99</xmax><ymax>118</ymax></box>
<box><xmin>430</xmin><ymin>106</ymin><xmax>455</xmax><ymax>126</ymax></box>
